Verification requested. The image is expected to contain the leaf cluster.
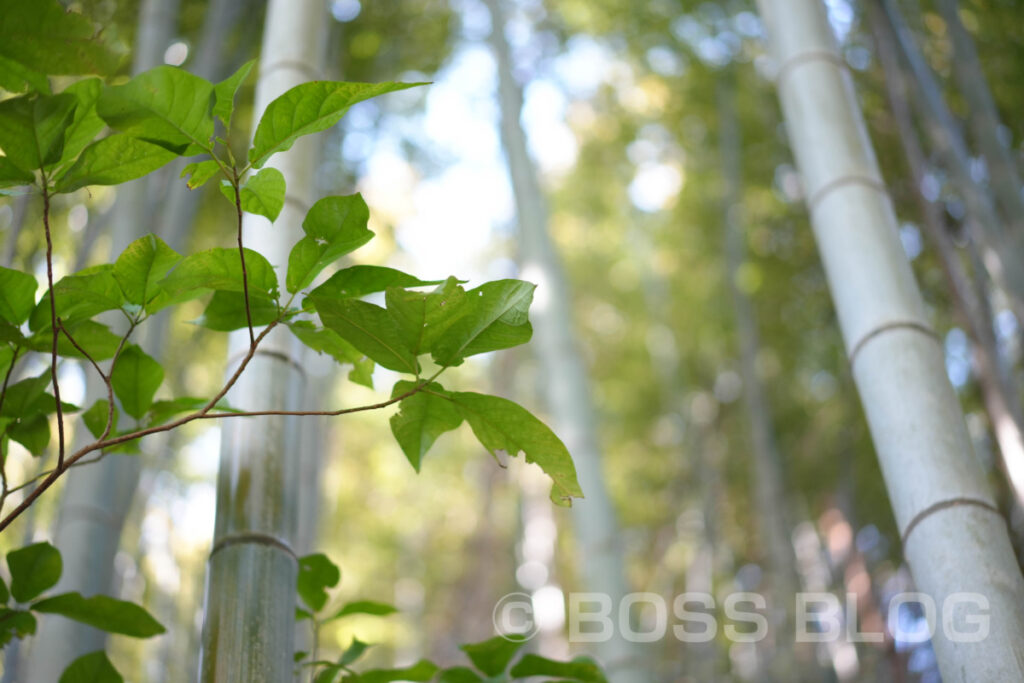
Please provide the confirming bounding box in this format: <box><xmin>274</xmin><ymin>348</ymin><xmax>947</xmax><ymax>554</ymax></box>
<box><xmin>0</xmin><ymin>541</ymin><xmax>163</xmax><ymax>681</ymax></box>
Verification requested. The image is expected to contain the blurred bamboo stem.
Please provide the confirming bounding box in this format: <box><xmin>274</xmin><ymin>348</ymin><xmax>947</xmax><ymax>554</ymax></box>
<box><xmin>757</xmin><ymin>0</ymin><xmax>1024</xmax><ymax>678</ymax></box>
<box><xmin>879</xmin><ymin>0</ymin><xmax>1024</xmax><ymax>323</ymax></box>
<box><xmin>868</xmin><ymin>0</ymin><xmax>1024</xmax><ymax>516</ymax></box>
<box><xmin>718</xmin><ymin>74</ymin><xmax>805</xmax><ymax>680</ymax></box>
<box><xmin>24</xmin><ymin>0</ymin><xmax>180</xmax><ymax>678</ymax></box>
<box><xmin>933</xmin><ymin>0</ymin><xmax>1024</xmax><ymax>233</ymax></box>
<box><xmin>484</xmin><ymin>0</ymin><xmax>644</xmax><ymax>678</ymax></box>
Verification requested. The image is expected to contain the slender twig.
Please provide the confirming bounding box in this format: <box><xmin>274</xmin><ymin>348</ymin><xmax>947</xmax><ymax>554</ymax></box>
<box><xmin>233</xmin><ymin>170</ymin><xmax>256</xmax><ymax>347</ymax></box>
<box><xmin>58</xmin><ymin>319</ymin><xmax>134</xmax><ymax>442</ymax></box>
<box><xmin>0</xmin><ymin>347</ymin><xmax>23</xmax><ymax>510</ymax></box>
<box><xmin>309</xmin><ymin>620</ymin><xmax>320</xmax><ymax>683</ymax></box>
<box><xmin>0</xmin><ymin>347</ymin><xmax>21</xmax><ymax>425</ymax></box>
<box><xmin>195</xmin><ymin>380</ymin><xmax>434</xmax><ymax>420</ymax></box>
<box><xmin>58</xmin><ymin>321</ymin><xmax>107</xmax><ymax>381</ymax></box>
<box><xmin>0</xmin><ymin>335</ymin><xmax>444</xmax><ymax>532</ymax></box>
<box><xmin>100</xmin><ymin>321</ymin><xmax>136</xmax><ymax>440</ymax></box>
<box><xmin>6</xmin><ymin>450</ymin><xmax>107</xmax><ymax>496</ymax></box>
<box><xmin>41</xmin><ymin>184</ymin><xmax>66</xmax><ymax>468</ymax></box>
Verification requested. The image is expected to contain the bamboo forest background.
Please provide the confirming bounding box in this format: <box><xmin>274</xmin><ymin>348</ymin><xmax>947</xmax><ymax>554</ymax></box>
<box><xmin>3</xmin><ymin>0</ymin><xmax>1024</xmax><ymax>680</ymax></box>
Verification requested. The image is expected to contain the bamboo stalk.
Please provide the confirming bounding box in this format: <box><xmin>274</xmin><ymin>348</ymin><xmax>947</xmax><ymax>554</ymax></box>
<box><xmin>867</xmin><ymin>0</ymin><xmax>1024</xmax><ymax>516</ymax></box>
<box><xmin>483</xmin><ymin>0</ymin><xmax>644</xmax><ymax>678</ymax></box>
<box><xmin>198</xmin><ymin>1</ymin><xmax>327</xmax><ymax>679</ymax></box>
<box><xmin>934</xmin><ymin>0</ymin><xmax>1024</xmax><ymax>234</ymax></box>
<box><xmin>756</xmin><ymin>0</ymin><xmax>1024</xmax><ymax>678</ymax></box>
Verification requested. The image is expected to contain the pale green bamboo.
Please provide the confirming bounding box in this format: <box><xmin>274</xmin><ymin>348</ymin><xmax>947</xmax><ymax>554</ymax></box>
<box><xmin>934</xmin><ymin>0</ymin><xmax>1024</xmax><ymax>234</ymax></box>
<box><xmin>483</xmin><ymin>0</ymin><xmax>644</xmax><ymax>678</ymax></box>
<box><xmin>197</xmin><ymin>0</ymin><xmax>327</xmax><ymax>679</ymax></box>
<box><xmin>718</xmin><ymin>75</ymin><xmax>805</xmax><ymax>680</ymax></box>
<box><xmin>757</xmin><ymin>0</ymin><xmax>1024</xmax><ymax>678</ymax></box>
<box><xmin>24</xmin><ymin>0</ymin><xmax>179</xmax><ymax>678</ymax></box>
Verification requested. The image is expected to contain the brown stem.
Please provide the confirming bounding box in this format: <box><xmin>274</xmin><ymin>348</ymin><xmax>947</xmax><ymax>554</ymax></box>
<box><xmin>41</xmin><ymin>185</ymin><xmax>66</xmax><ymax>468</ymax></box>
<box><xmin>233</xmin><ymin>172</ymin><xmax>255</xmax><ymax>347</ymax></box>
<box><xmin>0</xmin><ymin>347</ymin><xmax>23</xmax><ymax>510</ymax></box>
<box><xmin>0</xmin><ymin>332</ymin><xmax>436</xmax><ymax>532</ymax></box>
<box><xmin>0</xmin><ymin>320</ymin><xmax>273</xmax><ymax>532</ymax></box>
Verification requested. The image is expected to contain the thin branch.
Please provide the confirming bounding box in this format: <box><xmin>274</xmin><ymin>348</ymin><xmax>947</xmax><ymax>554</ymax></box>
<box><xmin>41</xmin><ymin>184</ymin><xmax>66</xmax><ymax>468</ymax></box>
<box><xmin>0</xmin><ymin>336</ymin><xmax>444</xmax><ymax>533</ymax></box>
<box><xmin>233</xmin><ymin>170</ymin><xmax>256</xmax><ymax>347</ymax></box>
<box><xmin>99</xmin><ymin>321</ymin><xmax>136</xmax><ymax>441</ymax></box>
<box><xmin>6</xmin><ymin>450</ymin><xmax>107</xmax><ymax>496</ymax></box>
<box><xmin>58</xmin><ymin>320</ymin><xmax>107</xmax><ymax>381</ymax></box>
<box><xmin>0</xmin><ymin>347</ymin><xmax>23</xmax><ymax>510</ymax></box>
<box><xmin>0</xmin><ymin>318</ymin><xmax>278</xmax><ymax>531</ymax></box>
<box><xmin>0</xmin><ymin>347</ymin><xmax>21</xmax><ymax>424</ymax></box>
<box><xmin>196</xmin><ymin>379</ymin><xmax>435</xmax><ymax>420</ymax></box>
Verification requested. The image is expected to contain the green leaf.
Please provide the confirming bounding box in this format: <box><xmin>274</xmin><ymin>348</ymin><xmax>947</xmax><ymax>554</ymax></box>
<box><xmin>460</xmin><ymin>635</ymin><xmax>526</xmax><ymax>676</ymax></box>
<box><xmin>82</xmin><ymin>399</ymin><xmax>117</xmax><ymax>439</ymax></box>
<box><xmin>53</xmin><ymin>78</ymin><xmax>105</xmax><ymax>170</ymax></box>
<box><xmin>0</xmin><ymin>575</ymin><xmax>8</xmax><ymax>603</ymax></box>
<box><xmin>0</xmin><ymin>374</ymin><xmax>50</xmax><ymax>417</ymax></box>
<box><xmin>30</xmin><ymin>265</ymin><xmax>125</xmax><ymax>331</ymax></box>
<box><xmin>59</xmin><ymin>651</ymin><xmax>124</xmax><ymax>683</ymax></box>
<box><xmin>55</xmin><ymin>134</ymin><xmax>178</xmax><ymax>193</ymax></box>
<box><xmin>0</xmin><ymin>0</ymin><xmax>123</xmax><ymax>78</ymax></box>
<box><xmin>0</xmin><ymin>157</ymin><xmax>34</xmax><ymax>188</ymax></box>
<box><xmin>213</xmin><ymin>59</ymin><xmax>255</xmax><ymax>129</ymax></box>
<box><xmin>194</xmin><ymin>290</ymin><xmax>278</xmax><ymax>331</ymax></box>
<box><xmin>110</xmin><ymin>345</ymin><xmax>164</xmax><ymax>419</ymax></box>
<box><xmin>180</xmin><ymin>159</ymin><xmax>221</xmax><ymax>190</ymax></box>
<box><xmin>389</xmin><ymin>381</ymin><xmax>462</xmax><ymax>471</ymax></box>
<box><xmin>0</xmin><ymin>320</ymin><xmax>24</xmax><ymax>346</ymax></box>
<box><xmin>7</xmin><ymin>413</ymin><xmax>49</xmax><ymax>455</ymax></box>
<box><xmin>287</xmin><ymin>319</ymin><xmax>375</xmax><ymax>387</ymax></box>
<box><xmin>287</xmin><ymin>320</ymin><xmax>363</xmax><ymax>365</ymax></box>
<box><xmin>32</xmin><ymin>592</ymin><xmax>165</xmax><ymax>637</ymax></box>
<box><xmin>309</xmin><ymin>265</ymin><xmax>447</xmax><ymax>301</ymax></box>
<box><xmin>26</xmin><ymin>320</ymin><xmax>122</xmax><ymax>360</ymax></box>
<box><xmin>348</xmin><ymin>357</ymin><xmax>375</xmax><ymax>389</ymax></box>
<box><xmin>449</xmin><ymin>392</ymin><xmax>582</xmax><ymax>506</ymax></box>
<box><xmin>314</xmin><ymin>665</ymin><xmax>342</xmax><ymax>683</ymax></box>
<box><xmin>438</xmin><ymin>668</ymin><xmax>483</xmax><ymax>683</ymax></box>
<box><xmin>0</xmin><ymin>265</ymin><xmax>38</xmax><ymax>325</ymax></box>
<box><xmin>249</xmin><ymin>81</ymin><xmax>423</xmax><ymax>168</ymax></box>
<box><xmin>311</xmin><ymin>298</ymin><xmax>418</xmax><ymax>374</ymax></box>
<box><xmin>0</xmin><ymin>92</ymin><xmax>78</xmax><ymax>171</ymax></box>
<box><xmin>0</xmin><ymin>54</ymin><xmax>50</xmax><ymax>95</ymax></box>
<box><xmin>0</xmin><ymin>609</ymin><xmax>36</xmax><ymax>647</ymax></box>
<box><xmin>97</xmin><ymin>66</ymin><xmax>215</xmax><ymax>155</ymax></box>
<box><xmin>508</xmin><ymin>655</ymin><xmax>607</xmax><ymax>682</ymax></box>
<box><xmin>296</xmin><ymin>553</ymin><xmax>340</xmax><ymax>613</ymax></box>
<box><xmin>113</xmin><ymin>234</ymin><xmax>182</xmax><ymax>308</ymax></box>
<box><xmin>327</xmin><ymin>601</ymin><xmax>398</xmax><ymax>622</ymax></box>
<box><xmin>0</xmin><ymin>347</ymin><xmax>13</xmax><ymax>380</ymax></box>
<box><xmin>345</xmin><ymin>660</ymin><xmax>438</xmax><ymax>683</ymax></box>
<box><xmin>159</xmin><ymin>247</ymin><xmax>279</xmax><ymax>301</ymax></box>
<box><xmin>431</xmin><ymin>280</ymin><xmax>534</xmax><ymax>366</ymax></box>
<box><xmin>220</xmin><ymin>167</ymin><xmax>285</xmax><ymax>222</ymax></box>
<box><xmin>286</xmin><ymin>194</ymin><xmax>374</xmax><ymax>293</ymax></box>
<box><xmin>385</xmin><ymin>278</ymin><xmax>469</xmax><ymax>356</ymax></box>
<box><xmin>8</xmin><ymin>542</ymin><xmax>62</xmax><ymax>602</ymax></box>
<box><xmin>338</xmin><ymin>638</ymin><xmax>371</xmax><ymax>667</ymax></box>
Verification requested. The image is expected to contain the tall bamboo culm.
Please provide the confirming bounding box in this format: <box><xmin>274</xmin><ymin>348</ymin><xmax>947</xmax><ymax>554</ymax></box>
<box><xmin>483</xmin><ymin>0</ymin><xmax>644</xmax><ymax>678</ymax></box>
<box><xmin>198</xmin><ymin>0</ymin><xmax>326</xmax><ymax>679</ymax></box>
<box><xmin>756</xmin><ymin>0</ymin><xmax>1024</xmax><ymax>679</ymax></box>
